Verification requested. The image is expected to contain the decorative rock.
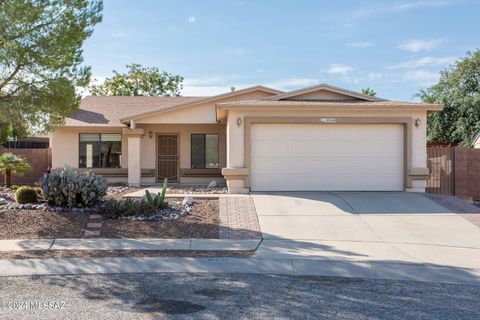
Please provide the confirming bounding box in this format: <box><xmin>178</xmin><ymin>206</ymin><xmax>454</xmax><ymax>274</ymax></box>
<box><xmin>207</xmin><ymin>180</ymin><xmax>217</xmax><ymax>189</ymax></box>
<box><xmin>182</xmin><ymin>196</ymin><xmax>194</xmax><ymax>207</ymax></box>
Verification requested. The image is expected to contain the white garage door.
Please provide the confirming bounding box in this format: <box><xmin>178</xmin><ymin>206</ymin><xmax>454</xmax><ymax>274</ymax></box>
<box><xmin>250</xmin><ymin>124</ymin><xmax>404</xmax><ymax>191</ymax></box>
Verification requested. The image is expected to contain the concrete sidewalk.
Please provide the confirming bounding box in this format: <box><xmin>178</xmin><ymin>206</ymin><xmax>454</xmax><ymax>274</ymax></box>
<box><xmin>0</xmin><ymin>238</ymin><xmax>261</xmax><ymax>252</ymax></box>
<box><xmin>0</xmin><ymin>255</ymin><xmax>479</xmax><ymax>285</ymax></box>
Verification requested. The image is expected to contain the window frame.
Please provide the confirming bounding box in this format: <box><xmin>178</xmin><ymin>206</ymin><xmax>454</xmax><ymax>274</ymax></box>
<box><xmin>78</xmin><ymin>133</ymin><xmax>122</xmax><ymax>169</ymax></box>
<box><xmin>190</xmin><ymin>133</ymin><xmax>219</xmax><ymax>169</ymax></box>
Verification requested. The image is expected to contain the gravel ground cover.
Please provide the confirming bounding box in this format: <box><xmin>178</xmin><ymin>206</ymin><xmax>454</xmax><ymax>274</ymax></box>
<box><xmin>101</xmin><ymin>199</ymin><xmax>219</xmax><ymax>238</ymax></box>
<box><xmin>0</xmin><ymin>249</ymin><xmax>252</xmax><ymax>260</ymax></box>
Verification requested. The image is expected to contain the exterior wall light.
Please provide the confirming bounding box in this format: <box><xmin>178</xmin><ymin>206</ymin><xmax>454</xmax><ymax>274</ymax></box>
<box><xmin>415</xmin><ymin>118</ymin><xmax>421</xmax><ymax>127</ymax></box>
<box><xmin>148</xmin><ymin>131</ymin><xmax>153</xmax><ymax>139</ymax></box>
<box><xmin>236</xmin><ymin>117</ymin><xmax>242</xmax><ymax>127</ymax></box>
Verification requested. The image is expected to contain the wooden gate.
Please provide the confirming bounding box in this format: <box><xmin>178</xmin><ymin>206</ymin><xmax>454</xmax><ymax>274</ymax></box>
<box><xmin>426</xmin><ymin>147</ymin><xmax>454</xmax><ymax>195</ymax></box>
<box><xmin>156</xmin><ymin>134</ymin><xmax>179</xmax><ymax>182</ymax></box>
<box><xmin>427</xmin><ymin>146</ymin><xmax>480</xmax><ymax>200</ymax></box>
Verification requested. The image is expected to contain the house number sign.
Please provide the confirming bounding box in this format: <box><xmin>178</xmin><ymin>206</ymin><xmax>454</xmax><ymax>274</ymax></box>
<box><xmin>319</xmin><ymin>117</ymin><xmax>336</xmax><ymax>123</ymax></box>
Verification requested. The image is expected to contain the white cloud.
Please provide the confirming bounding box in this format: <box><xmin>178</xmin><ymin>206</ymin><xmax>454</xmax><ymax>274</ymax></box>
<box><xmin>367</xmin><ymin>72</ymin><xmax>383</xmax><ymax>80</ymax></box>
<box><xmin>398</xmin><ymin>39</ymin><xmax>443</xmax><ymax>52</ymax></box>
<box><xmin>187</xmin><ymin>16</ymin><xmax>196</xmax><ymax>23</ymax></box>
<box><xmin>392</xmin><ymin>0</ymin><xmax>453</xmax><ymax>11</ymax></box>
<box><xmin>387</xmin><ymin>56</ymin><xmax>456</xmax><ymax>69</ymax></box>
<box><xmin>181</xmin><ymin>76</ymin><xmax>323</xmax><ymax>95</ymax></box>
<box><xmin>347</xmin><ymin>41</ymin><xmax>373</xmax><ymax>48</ymax></box>
<box><xmin>403</xmin><ymin>70</ymin><xmax>439</xmax><ymax>85</ymax></box>
<box><xmin>327</xmin><ymin>64</ymin><xmax>354</xmax><ymax>74</ymax></box>
<box><xmin>111</xmin><ymin>32</ymin><xmax>128</xmax><ymax>38</ymax></box>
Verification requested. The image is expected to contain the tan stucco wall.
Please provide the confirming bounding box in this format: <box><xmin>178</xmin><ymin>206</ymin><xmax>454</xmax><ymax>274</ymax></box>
<box><xmin>287</xmin><ymin>90</ymin><xmax>361</xmax><ymax>101</ymax></box>
<box><xmin>136</xmin><ymin>90</ymin><xmax>274</xmax><ymax>124</ymax></box>
<box><xmin>136</xmin><ymin>123</ymin><xmax>226</xmax><ymax>170</ymax></box>
<box><xmin>51</xmin><ymin>124</ymin><xmax>225</xmax><ymax>173</ymax></box>
<box><xmin>50</xmin><ymin>127</ymin><xmax>126</xmax><ymax>169</ymax></box>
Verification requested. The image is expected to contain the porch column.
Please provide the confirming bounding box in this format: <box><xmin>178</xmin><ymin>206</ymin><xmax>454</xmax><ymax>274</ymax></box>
<box><xmin>123</xmin><ymin>128</ymin><xmax>144</xmax><ymax>186</ymax></box>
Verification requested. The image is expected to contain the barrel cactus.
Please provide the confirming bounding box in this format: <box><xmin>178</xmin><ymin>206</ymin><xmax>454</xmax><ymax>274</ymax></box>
<box><xmin>15</xmin><ymin>186</ymin><xmax>38</xmax><ymax>204</ymax></box>
<box><xmin>39</xmin><ymin>166</ymin><xmax>107</xmax><ymax>208</ymax></box>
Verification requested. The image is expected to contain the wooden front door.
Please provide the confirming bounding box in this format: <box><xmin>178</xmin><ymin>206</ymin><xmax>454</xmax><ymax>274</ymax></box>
<box><xmin>157</xmin><ymin>134</ymin><xmax>179</xmax><ymax>182</ymax></box>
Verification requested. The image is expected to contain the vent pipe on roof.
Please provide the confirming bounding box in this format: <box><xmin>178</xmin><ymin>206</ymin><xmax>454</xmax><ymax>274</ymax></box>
<box><xmin>231</xmin><ymin>87</ymin><xmax>235</xmax><ymax>92</ymax></box>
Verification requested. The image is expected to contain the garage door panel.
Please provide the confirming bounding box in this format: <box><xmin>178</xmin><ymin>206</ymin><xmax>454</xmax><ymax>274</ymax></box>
<box><xmin>250</xmin><ymin>124</ymin><xmax>404</xmax><ymax>191</ymax></box>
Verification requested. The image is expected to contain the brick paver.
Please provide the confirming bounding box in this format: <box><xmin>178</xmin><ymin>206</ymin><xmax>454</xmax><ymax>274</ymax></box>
<box><xmin>219</xmin><ymin>196</ymin><xmax>262</xmax><ymax>240</ymax></box>
<box><xmin>423</xmin><ymin>193</ymin><xmax>480</xmax><ymax>227</ymax></box>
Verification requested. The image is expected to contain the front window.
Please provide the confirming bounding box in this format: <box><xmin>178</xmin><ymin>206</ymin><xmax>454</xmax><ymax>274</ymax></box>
<box><xmin>79</xmin><ymin>133</ymin><xmax>122</xmax><ymax>168</ymax></box>
<box><xmin>191</xmin><ymin>134</ymin><xmax>219</xmax><ymax>168</ymax></box>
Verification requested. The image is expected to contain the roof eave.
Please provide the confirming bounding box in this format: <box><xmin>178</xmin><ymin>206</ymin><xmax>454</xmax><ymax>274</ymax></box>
<box><xmin>119</xmin><ymin>85</ymin><xmax>284</xmax><ymax>123</ymax></box>
<box><xmin>216</xmin><ymin>103</ymin><xmax>444</xmax><ymax>119</ymax></box>
<box><xmin>263</xmin><ymin>83</ymin><xmax>387</xmax><ymax>102</ymax></box>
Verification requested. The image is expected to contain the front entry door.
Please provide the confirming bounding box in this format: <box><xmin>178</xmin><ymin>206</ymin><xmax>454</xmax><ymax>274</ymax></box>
<box><xmin>157</xmin><ymin>134</ymin><xmax>179</xmax><ymax>182</ymax></box>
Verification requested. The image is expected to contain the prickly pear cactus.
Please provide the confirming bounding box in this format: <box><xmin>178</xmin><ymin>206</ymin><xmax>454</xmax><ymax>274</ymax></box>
<box><xmin>39</xmin><ymin>166</ymin><xmax>107</xmax><ymax>208</ymax></box>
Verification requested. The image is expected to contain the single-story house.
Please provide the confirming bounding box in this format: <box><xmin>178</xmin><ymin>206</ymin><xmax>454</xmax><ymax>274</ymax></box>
<box><xmin>50</xmin><ymin>83</ymin><xmax>443</xmax><ymax>193</ymax></box>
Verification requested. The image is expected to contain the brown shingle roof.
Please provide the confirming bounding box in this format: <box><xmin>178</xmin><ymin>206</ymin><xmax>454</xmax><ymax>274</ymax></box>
<box><xmin>64</xmin><ymin>96</ymin><xmax>203</xmax><ymax>127</ymax></box>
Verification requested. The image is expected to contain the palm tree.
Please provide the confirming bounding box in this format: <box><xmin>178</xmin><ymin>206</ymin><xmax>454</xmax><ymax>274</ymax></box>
<box><xmin>361</xmin><ymin>87</ymin><xmax>377</xmax><ymax>96</ymax></box>
<box><xmin>0</xmin><ymin>153</ymin><xmax>31</xmax><ymax>187</ymax></box>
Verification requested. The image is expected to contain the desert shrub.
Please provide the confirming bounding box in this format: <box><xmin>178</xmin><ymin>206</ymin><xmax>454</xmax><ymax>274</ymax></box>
<box><xmin>102</xmin><ymin>198</ymin><xmax>157</xmax><ymax>219</ymax></box>
<box><xmin>15</xmin><ymin>186</ymin><xmax>38</xmax><ymax>204</ymax></box>
<box><xmin>40</xmin><ymin>166</ymin><xmax>107</xmax><ymax>208</ymax></box>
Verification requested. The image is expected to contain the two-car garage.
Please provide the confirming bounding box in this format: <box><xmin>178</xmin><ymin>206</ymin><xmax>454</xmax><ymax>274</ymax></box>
<box><xmin>250</xmin><ymin>123</ymin><xmax>405</xmax><ymax>191</ymax></box>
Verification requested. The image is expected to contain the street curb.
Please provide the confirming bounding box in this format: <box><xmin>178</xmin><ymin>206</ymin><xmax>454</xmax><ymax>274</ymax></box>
<box><xmin>0</xmin><ymin>256</ymin><xmax>479</xmax><ymax>285</ymax></box>
<box><xmin>0</xmin><ymin>238</ymin><xmax>261</xmax><ymax>252</ymax></box>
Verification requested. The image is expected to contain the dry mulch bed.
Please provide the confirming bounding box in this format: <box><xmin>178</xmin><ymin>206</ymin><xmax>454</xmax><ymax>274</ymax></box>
<box><xmin>0</xmin><ymin>210</ymin><xmax>89</xmax><ymax>239</ymax></box>
<box><xmin>101</xmin><ymin>199</ymin><xmax>219</xmax><ymax>238</ymax></box>
<box><xmin>0</xmin><ymin>249</ymin><xmax>253</xmax><ymax>260</ymax></box>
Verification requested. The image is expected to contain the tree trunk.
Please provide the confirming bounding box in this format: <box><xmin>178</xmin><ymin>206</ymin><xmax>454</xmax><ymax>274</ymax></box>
<box><xmin>4</xmin><ymin>169</ymin><xmax>11</xmax><ymax>187</ymax></box>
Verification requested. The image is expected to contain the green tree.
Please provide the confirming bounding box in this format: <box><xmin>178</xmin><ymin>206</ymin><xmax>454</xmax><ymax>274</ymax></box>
<box><xmin>0</xmin><ymin>153</ymin><xmax>31</xmax><ymax>187</ymax></box>
<box><xmin>0</xmin><ymin>0</ymin><xmax>103</xmax><ymax>138</ymax></box>
<box><xmin>90</xmin><ymin>63</ymin><xmax>183</xmax><ymax>96</ymax></box>
<box><xmin>418</xmin><ymin>50</ymin><xmax>480</xmax><ymax>146</ymax></box>
<box><xmin>361</xmin><ymin>87</ymin><xmax>377</xmax><ymax>96</ymax></box>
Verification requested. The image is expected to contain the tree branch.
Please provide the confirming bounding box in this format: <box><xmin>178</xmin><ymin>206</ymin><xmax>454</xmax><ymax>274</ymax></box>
<box><xmin>0</xmin><ymin>64</ymin><xmax>22</xmax><ymax>91</ymax></box>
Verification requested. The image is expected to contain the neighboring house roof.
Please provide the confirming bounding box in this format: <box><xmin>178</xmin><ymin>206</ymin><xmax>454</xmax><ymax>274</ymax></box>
<box><xmin>119</xmin><ymin>85</ymin><xmax>284</xmax><ymax>123</ymax></box>
<box><xmin>262</xmin><ymin>83</ymin><xmax>386</xmax><ymax>102</ymax></box>
<box><xmin>64</xmin><ymin>96</ymin><xmax>203</xmax><ymax>127</ymax></box>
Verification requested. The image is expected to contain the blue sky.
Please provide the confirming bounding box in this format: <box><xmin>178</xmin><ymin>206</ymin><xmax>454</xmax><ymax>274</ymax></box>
<box><xmin>83</xmin><ymin>0</ymin><xmax>480</xmax><ymax>101</ymax></box>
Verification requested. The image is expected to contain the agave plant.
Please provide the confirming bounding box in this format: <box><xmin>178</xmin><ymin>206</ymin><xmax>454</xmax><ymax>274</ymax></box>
<box><xmin>143</xmin><ymin>178</ymin><xmax>168</xmax><ymax>209</ymax></box>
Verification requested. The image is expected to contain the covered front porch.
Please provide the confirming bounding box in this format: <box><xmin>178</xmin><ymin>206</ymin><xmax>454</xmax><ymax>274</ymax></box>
<box><xmin>123</xmin><ymin>123</ymin><xmax>227</xmax><ymax>186</ymax></box>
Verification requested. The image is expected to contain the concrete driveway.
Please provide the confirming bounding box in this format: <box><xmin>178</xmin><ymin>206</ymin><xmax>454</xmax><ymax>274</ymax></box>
<box><xmin>252</xmin><ymin>192</ymin><xmax>480</xmax><ymax>268</ymax></box>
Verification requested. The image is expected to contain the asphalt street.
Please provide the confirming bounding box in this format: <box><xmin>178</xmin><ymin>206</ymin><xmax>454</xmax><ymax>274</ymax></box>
<box><xmin>0</xmin><ymin>273</ymin><xmax>478</xmax><ymax>319</ymax></box>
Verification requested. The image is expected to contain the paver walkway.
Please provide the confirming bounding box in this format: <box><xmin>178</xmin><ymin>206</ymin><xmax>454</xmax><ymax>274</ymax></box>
<box><xmin>219</xmin><ymin>197</ymin><xmax>261</xmax><ymax>239</ymax></box>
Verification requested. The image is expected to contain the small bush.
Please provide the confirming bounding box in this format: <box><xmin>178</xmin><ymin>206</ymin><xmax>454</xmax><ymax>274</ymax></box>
<box><xmin>15</xmin><ymin>186</ymin><xmax>38</xmax><ymax>204</ymax></box>
<box><xmin>40</xmin><ymin>166</ymin><xmax>107</xmax><ymax>208</ymax></box>
<box><xmin>9</xmin><ymin>184</ymin><xmax>20</xmax><ymax>190</ymax></box>
<box><xmin>102</xmin><ymin>198</ymin><xmax>158</xmax><ymax>219</ymax></box>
